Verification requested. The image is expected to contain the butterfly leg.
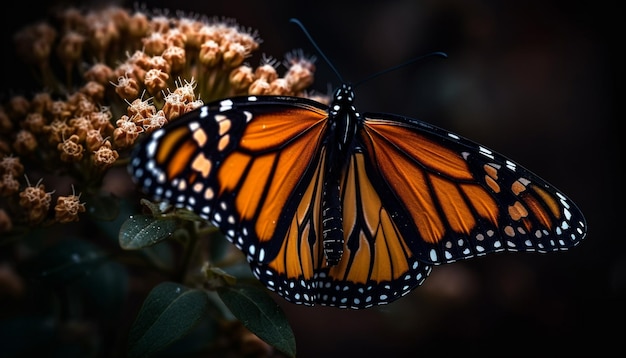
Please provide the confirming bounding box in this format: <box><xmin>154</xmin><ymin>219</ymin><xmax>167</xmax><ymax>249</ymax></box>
<box><xmin>322</xmin><ymin>179</ymin><xmax>344</xmax><ymax>266</ymax></box>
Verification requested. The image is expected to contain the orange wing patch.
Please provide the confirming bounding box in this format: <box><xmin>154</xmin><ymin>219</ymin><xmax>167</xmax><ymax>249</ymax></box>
<box><xmin>267</xmin><ymin>149</ymin><xmax>326</xmax><ymax>279</ymax></box>
<box><xmin>330</xmin><ymin>153</ymin><xmax>412</xmax><ymax>284</ymax></box>
<box><xmin>215</xmin><ymin>108</ymin><xmax>328</xmax><ymax>243</ymax></box>
<box><xmin>365</xmin><ymin>120</ymin><xmax>473</xmax><ymax>180</ymax></box>
<box><xmin>517</xmin><ymin>184</ymin><xmax>559</xmax><ymax>231</ymax></box>
<box><xmin>361</xmin><ymin>120</ymin><xmax>500</xmax><ymax>244</ymax></box>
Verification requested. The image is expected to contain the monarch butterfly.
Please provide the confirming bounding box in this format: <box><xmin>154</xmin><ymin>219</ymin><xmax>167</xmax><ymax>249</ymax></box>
<box><xmin>129</xmin><ymin>20</ymin><xmax>587</xmax><ymax>309</ymax></box>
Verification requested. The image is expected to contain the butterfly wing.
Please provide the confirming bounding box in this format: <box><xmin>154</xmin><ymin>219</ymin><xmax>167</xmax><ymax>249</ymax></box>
<box><xmin>357</xmin><ymin>112</ymin><xmax>587</xmax><ymax>266</ymax></box>
<box><xmin>130</xmin><ymin>95</ymin><xmax>329</xmax><ymax>270</ymax></box>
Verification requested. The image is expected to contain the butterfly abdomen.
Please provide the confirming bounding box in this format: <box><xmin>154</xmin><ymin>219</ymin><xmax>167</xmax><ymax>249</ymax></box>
<box><xmin>322</xmin><ymin>180</ymin><xmax>344</xmax><ymax>265</ymax></box>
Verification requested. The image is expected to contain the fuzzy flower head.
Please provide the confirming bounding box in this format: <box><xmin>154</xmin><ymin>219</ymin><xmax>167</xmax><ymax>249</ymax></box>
<box><xmin>2</xmin><ymin>5</ymin><xmax>322</xmax><ymax>234</ymax></box>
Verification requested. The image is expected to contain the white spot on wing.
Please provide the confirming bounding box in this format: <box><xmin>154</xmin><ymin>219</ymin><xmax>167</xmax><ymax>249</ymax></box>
<box><xmin>219</xmin><ymin>99</ymin><xmax>233</xmax><ymax>112</ymax></box>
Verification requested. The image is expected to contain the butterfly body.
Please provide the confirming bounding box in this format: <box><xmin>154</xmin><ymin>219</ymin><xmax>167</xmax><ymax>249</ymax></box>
<box><xmin>320</xmin><ymin>84</ymin><xmax>361</xmax><ymax>265</ymax></box>
<box><xmin>130</xmin><ymin>82</ymin><xmax>586</xmax><ymax>309</ymax></box>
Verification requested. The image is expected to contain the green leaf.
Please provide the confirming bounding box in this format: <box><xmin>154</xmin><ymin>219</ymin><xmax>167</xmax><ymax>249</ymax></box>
<box><xmin>217</xmin><ymin>283</ymin><xmax>296</xmax><ymax>357</ymax></box>
<box><xmin>127</xmin><ymin>282</ymin><xmax>210</xmax><ymax>358</ymax></box>
<box><xmin>119</xmin><ymin>215</ymin><xmax>177</xmax><ymax>249</ymax></box>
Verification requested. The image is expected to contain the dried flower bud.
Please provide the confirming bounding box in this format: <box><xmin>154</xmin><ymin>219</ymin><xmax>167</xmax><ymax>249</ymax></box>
<box><xmin>256</xmin><ymin>63</ymin><xmax>278</xmax><ymax>84</ymax></box>
<box><xmin>248</xmin><ymin>79</ymin><xmax>271</xmax><ymax>95</ymax></box>
<box><xmin>12</xmin><ymin>130</ymin><xmax>38</xmax><ymax>154</ymax></box>
<box><xmin>143</xmin><ymin>69</ymin><xmax>170</xmax><ymax>96</ymax></box>
<box><xmin>148</xmin><ymin>55</ymin><xmax>171</xmax><ymax>74</ymax></box>
<box><xmin>232</xmin><ymin>28</ymin><xmax>260</xmax><ymax>53</ymax></box>
<box><xmin>89</xmin><ymin>108</ymin><xmax>114</xmax><ymax>134</ymax></box>
<box><xmin>268</xmin><ymin>78</ymin><xmax>292</xmax><ymax>96</ymax></box>
<box><xmin>56</xmin><ymin>31</ymin><xmax>85</xmax><ymax>67</ymax></box>
<box><xmin>185</xmin><ymin>99</ymin><xmax>204</xmax><ymax>113</ymax></box>
<box><xmin>149</xmin><ymin>15</ymin><xmax>171</xmax><ymax>34</ymax></box>
<box><xmin>68</xmin><ymin>116</ymin><xmax>91</xmax><ymax>141</ymax></box>
<box><xmin>229</xmin><ymin>65</ymin><xmax>254</xmax><ymax>93</ymax></box>
<box><xmin>128</xmin><ymin>50</ymin><xmax>151</xmax><ymax>70</ymax></box>
<box><xmin>142</xmin><ymin>32</ymin><xmax>167</xmax><ymax>56</ymax></box>
<box><xmin>142</xmin><ymin>110</ymin><xmax>168</xmax><ymax>132</ymax></box>
<box><xmin>165</xmin><ymin>28</ymin><xmax>187</xmax><ymax>49</ymax></box>
<box><xmin>58</xmin><ymin>8</ymin><xmax>86</xmax><ymax>32</ymax></box>
<box><xmin>55</xmin><ymin>192</ymin><xmax>86</xmax><ymax>223</ymax></box>
<box><xmin>127</xmin><ymin>98</ymin><xmax>156</xmax><ymax>122</ymax></box>
<box><xmin>172</xmin><ymin>79</ymin><xmax>197</xmax><ymax>103</ymax></box>
<box><xmin>31</xmin><ymin>39</ymin><xmax>53</xmax><ymax>66</ymax></box>
<box><xmin>49</xmin><ymin>100</ymin><xmax>72</xmax><ymax>121</ymax></box>
<box><xmin>83</xmin><ymin>62</ymin><xmax>114</xmax><ymax>85</ymax></box>
<box><xmin>176</xmin><ymin>18</ymin><xmax>199</xmax><ymax>49</ymax></box>
<box><xmin>114</xmin><ymin>62</ymin><xmax>145</xmax><ymax>84</ymax></box>
<box><xmin>127</xmin><ymin>11</ymin><xmax>150</xmax><ymax>39</ymax></box>
<box><xmin>92</xmin><ymin>140</ymin><xmax>119</xmax><ymax>170</ymax></box>
<box><xmin>58</xmin><ymin>134</ymin><xmax>84</xmax><ymax>162</ymax></box>
<box><xmin>199</xmin><ymin>40</ymin><xmax>221</xmax><ymax>67</ymax></box>
<box><xmin>222</xmin><ymin>42</ymin><xmax>247</xmax><ymax>68</ymax></box>
<box><xmin>162</xmin><ymin>46</ymin><xmax>186</xmax><ymax>73</ymax></box>
<box><xmin>19</xmin><ymin>180</ymin><xmax>52</xmax><ymax>224</ymax></box>
<box><xmin>114</xmin><ymin>115</ymin><xmax>142</xmax><ymax>148</ymax></box>
<box><xmin>161</xmin><ymin>93</ymin><xmax>187</xmax><ymax>120</ymax></box>
<box><xmin>86</xmin><ymin>20</ymin><xmax>117</xmax><ymax>61</ymax></box>
<box><xmin>114</xmin><ymin>74</ymin><xmax>141</xmax><ymax>101</ymax></box>
<box><xmin>13</xmin><ymin>22</ymin><xmax>56</xmax><ymax>65</ymax></box>
<box><xmin>285</xmin><ymin>61</ymin><xmax>315</xmax><ymax>93</ymax></box>
<box><xmin>23</xmin><ymin>113</ymin><xmax>46</xmax><ymax>134</ymax></box>
<box><xmin>85</xmin><ymin>129</ymin><xmax>104</xmax><ymax>152</ymax></box>
<box><xmin>69</xmin><ymin>93</ymin><xmax>98</xmax><ymax>116</ymax></box>
<box><xmin>0</xmin><ymin>156</ymin><xmax>24</xmax><ymax>176</ymax></box>
<box><xmin>8</xmin><ymin>95</ymin><xmax>30</xmax><ymax>119</ymax></box>
<box><xmin>0</xmin><ymin>174</ymin><xmax>20</xmax><ymax>197</ymax></box>
<box><xmin>44</xmin><ymin>119</ymin><xmax>72</xmax><ymax>145</ymax></box>
<box><xmin>80</xmin><ymin>81</ymin><xmax>106</xmax><ymax>102</ymax></box>
<box><xmin>30</xmin><ymin>92</ymin><xmax>53</xmax><ymax>114</ymax></box>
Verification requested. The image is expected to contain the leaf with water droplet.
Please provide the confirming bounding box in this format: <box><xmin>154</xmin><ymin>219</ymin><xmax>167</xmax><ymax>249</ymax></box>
<box><xmin>119</xmin><ymin>214</ymin><xmax>177</xmax><ymax>249</ymax></box>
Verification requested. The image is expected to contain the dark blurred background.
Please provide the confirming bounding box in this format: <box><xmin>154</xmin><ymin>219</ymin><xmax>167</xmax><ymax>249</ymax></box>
<box><xmin>1</xmin><ymin>0</ymin><xmax>622</xmax><ymax>357</ymax></box>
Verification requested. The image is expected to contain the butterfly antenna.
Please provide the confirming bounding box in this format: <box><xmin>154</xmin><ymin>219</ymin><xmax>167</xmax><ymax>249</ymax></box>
<box><xmin>289</xmin><ymin>18</ymin><xmax>345</xmax><ymax>83</ymax></box>
<box><xmin>353</xmin><ymin>51</ymin><xmax>448</xmax><ymax>87</ymax></box>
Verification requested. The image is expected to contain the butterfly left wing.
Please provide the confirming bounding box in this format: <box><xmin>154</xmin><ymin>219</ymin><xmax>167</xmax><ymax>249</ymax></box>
<box><xmin>129</xmin><ymin>95</ymin><xmax>330</xmax><ymax>267</ymax></box>
<box><xmin>356</xmin><ymin>112</ymin><xmax>587</xmax><ymax>266</ymax></box>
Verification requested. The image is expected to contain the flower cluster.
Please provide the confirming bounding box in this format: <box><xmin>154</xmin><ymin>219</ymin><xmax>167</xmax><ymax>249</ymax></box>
<box><xmin>0</xmin><ymin>5</ymin><xmax>321</xmax><ymax>233</ymax></box>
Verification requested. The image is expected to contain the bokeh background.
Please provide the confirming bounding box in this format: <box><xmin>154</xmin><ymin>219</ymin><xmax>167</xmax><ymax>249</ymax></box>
<box><xmin>1</xmin><ymin>0</ymin><xmax>622</xmax><ymax>357</ymax></box>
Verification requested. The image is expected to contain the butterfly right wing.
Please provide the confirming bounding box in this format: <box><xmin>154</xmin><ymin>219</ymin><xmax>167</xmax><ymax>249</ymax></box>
<box><xmin>356</xmin><ymin>112</ymin><xmax>587</xmax><ymax>266</ymax></box>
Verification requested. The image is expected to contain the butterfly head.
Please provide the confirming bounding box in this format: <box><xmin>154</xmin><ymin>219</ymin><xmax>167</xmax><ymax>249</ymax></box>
<box><xmin>329</xmin><ymin>83</ymin><xmax>358</xmax><ymax>119</ymax></box>
<box><xmin>332</xmin><ymin>83</ymin><xmax>355</xmax><ymax>105</ymax></box>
